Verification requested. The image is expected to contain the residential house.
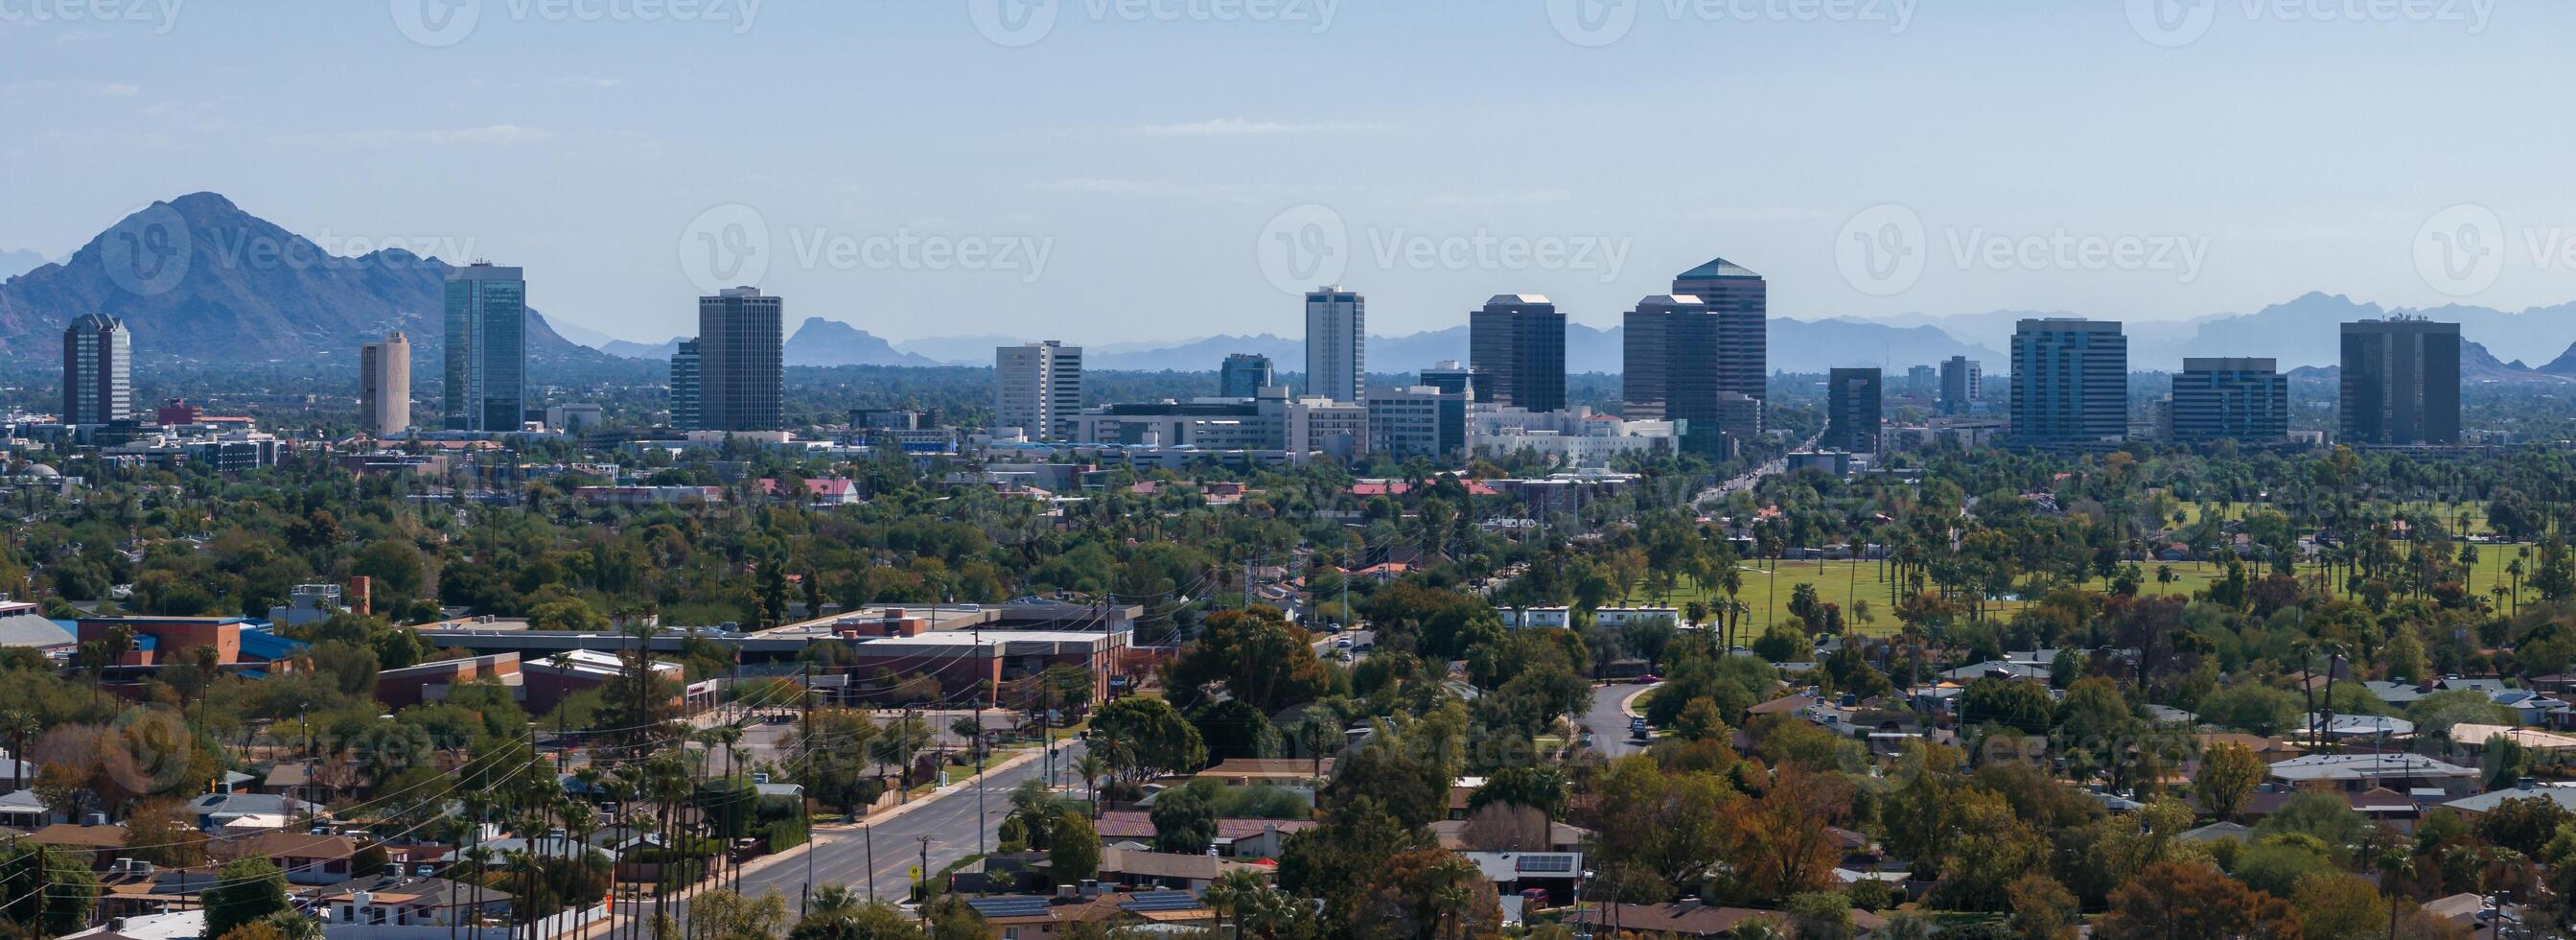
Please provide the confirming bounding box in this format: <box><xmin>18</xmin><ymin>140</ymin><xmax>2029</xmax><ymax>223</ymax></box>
<box><xmin>1089</xmin><ymin>848</ymin><xmax>1269</xmax><ymax>894</ymax></box>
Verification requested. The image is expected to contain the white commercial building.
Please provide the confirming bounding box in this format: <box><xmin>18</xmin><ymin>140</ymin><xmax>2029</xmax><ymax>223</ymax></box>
<box><xmin>996</xmin><ymin>341</ymin><xmax>1083</xmax><ymax>441</ymax></box>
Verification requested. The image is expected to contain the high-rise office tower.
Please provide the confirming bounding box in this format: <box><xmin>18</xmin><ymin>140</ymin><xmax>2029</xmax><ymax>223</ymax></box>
<box><xmin>1419</xmin><ymin>362</ymin><xmax>1481</xmax><ymax>400</ymax></box>
<box><xmin>1470</xmin><ymin>294</ymin><xmax>1566</xmax><ymax>412</ymax></box>
<box><xmin>696</xmin><ymin>287</ymin><xmax>784</xmax><ymax>432</ymax></box>
<box><xmin>1219</xmin><ymin>353</ymin><xmax>1275</xmax><ymax>398</ymax></box>
<box><xmin>2009</xmin><ymin>318</ymin><xmax>2127</xmax><ymax>444</ymax></box>
<box><xmin>1626</xmin><ymin>295</ymin><xmax>1762</xmax><ymax>455</ymax></box>
<box><xmin>670</xmin><ymin>340</ymin><xmax>702</xmax><ymax>431</ymax></box>
<box><xmin>1667</xmin><ymin>258</ymin><xmax>1768</xmax><ymax>405</ymax></box>
<box><xmin>2340</xmin><ymin>318</ymin><xmax>2461</xmax><ymax>445</ymax></box>
<box><xmin>997</xmin><ymin>341</ymin><xmax>1083</xmax><ymax>441</ymax></box>
<box><xmin>360</xmin><ymin>332</ymin><xmax>412</xmax><ymax>437</ymax></box>
<box><xmin>442</xmin><ymin>263</ymin><xmax>527</xmax><ymax>433</ymax></box>
<box><xmin>1305</xmin><ymin>287</ymin><xmax>1365</xmax><ymax>402</ymax></box>
<box><xmin>1826</xmin><ymin>367</ymin><xmax>1883</xmax><ymax>453</ymax></box>
<box><xmin>1907</xmin><ymin>364</ymin><xmax>1938</xmax><ymax>398</ymax></box>
<box><xmin>2172</xmin><ymin>358</ymin><xmax>2288</xmax><ymax>443</ymax></box>
<box><xmin>61</xmin><ymin>313</ymin><xmax>131</xmax><ymax>425</ymax></box>
<box><xmin>1939</xmin><ymin>356</ymin><xmax>1983</xmax><ymax>415</ymax></box>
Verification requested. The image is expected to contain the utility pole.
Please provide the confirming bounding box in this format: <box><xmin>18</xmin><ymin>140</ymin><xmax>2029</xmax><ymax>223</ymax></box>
<box><xmin>801</xmin><ymin>659</ymin><xmax>815</xmax><ymax>915</ymax></box>
<box><xmin>974</xmin><ymin>619</ymin><xmax>987</xmax><ymax>857</ymax></box>
<box><xmin>917</xmin><ymin>835</ymin><xmax>934</xmax><ymax>926</ymax></box>
<box><xmin>865</xmin><ymin>825</ymin><xmax>877</xmax><ymax>901</ymax></box>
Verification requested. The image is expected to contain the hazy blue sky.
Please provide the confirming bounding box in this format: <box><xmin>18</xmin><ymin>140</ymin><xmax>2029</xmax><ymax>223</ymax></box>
<box><xmin>5</xmin><ymin>0</ymin><xmax>2570</xmax><ymax>344</ymax></box>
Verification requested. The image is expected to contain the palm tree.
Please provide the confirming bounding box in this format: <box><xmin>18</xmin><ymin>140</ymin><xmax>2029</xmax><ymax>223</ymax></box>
<box><xmin>805</xmin><ymin>884</ymin><xmax>864</xmax><ymax>921</ymax></box>
<box><xmin>0</xmin><ymin>708</ymin><xmax>35</xmax><ymax>792</ymax></box>
<box><xmin>1075</xmin><ymin>753</ymin><xmax>1111</xmax><ymax>817</ymax></box>
<box><xmin>1205</xmin><ymin>868</ymin><xmax>1268</xmax><ymax>939</ymax></box>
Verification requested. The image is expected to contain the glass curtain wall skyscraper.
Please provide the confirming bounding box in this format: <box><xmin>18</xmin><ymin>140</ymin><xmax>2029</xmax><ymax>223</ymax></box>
<box><xmin>442</xmin><ymin>263</ymin><xmax>527</xmax><ymax>433</ymax></box>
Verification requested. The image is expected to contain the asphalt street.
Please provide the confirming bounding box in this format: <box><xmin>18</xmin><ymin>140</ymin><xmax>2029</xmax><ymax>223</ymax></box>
<box><xmin>682</xmin><ymin>739</ymin><xmax>1086</xmax><ymax>919</ymax></box>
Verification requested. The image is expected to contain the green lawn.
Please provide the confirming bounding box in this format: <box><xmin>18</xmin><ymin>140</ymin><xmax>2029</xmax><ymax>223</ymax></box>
<box><xmin>1636</xmin><ymin>541</ymin><xmax>2541</xmax><ymax>638</ymax></box>
<box><xmin>2169</xmin><ymin>499</ymin><xmax>2497</xmax><ymax>535</ymax></box>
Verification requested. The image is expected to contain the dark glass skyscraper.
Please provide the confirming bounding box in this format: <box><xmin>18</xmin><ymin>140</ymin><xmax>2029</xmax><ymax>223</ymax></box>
<box><xmin>697</xmin><ymin>287</ymin><xmax>784</xmax><ymax>432</ymax></box>
<box><xmin>1668</xmin><ymin>257</ymin><xmax>1768</xmax><ymax>405</ymax></box>
<box><xmin>2173</xmin><ymin>358</ymin><xmax>2287</xmax><ymax>443</ymax></box>
<box><xmin>2340</xmin><ymin>318</ymin><xmax>2461</xmax><ymax>445</ymax></box>
<box><xmin>670</xmin><ymin>340</ymin><xmax>702</xmax><ymax>432</ymax></box>
<box><xmin>1939</xmin><ymin>356</ymin><xmax>1981</xmax><ymax>415</ymax></box>
<box><xmin>1470</xmin><ymin>294</ymin><xmax>1566</xmax><ymax>412</ymax></box>
<box><xmin>61</xmin><ymin>313</ymin><xmax>130</xmax><ymax>425</ymax></box>
<box><xmin>442</xmin><ymin>263</ymin><xmax>526</xmax><ymax>433</ymax></box>
<box><xmin>1624</xmin><ymin>258</ymin><xmax>1767</xmax><ymax>456</ymax></box>
<box><xmin>1825</xmin><ymin>367</ymin><xmax>1882</xmax><ymax>453</ymax></box>
<box><xmin>1219</xmin><ymin>353</ymin><xmax>1275</xmax><ymax>398</ymax></box>
<box><xmin>2009</xmin><ymin>318</ymin><xmax>2127</xmax><ymax>444</ymax></box>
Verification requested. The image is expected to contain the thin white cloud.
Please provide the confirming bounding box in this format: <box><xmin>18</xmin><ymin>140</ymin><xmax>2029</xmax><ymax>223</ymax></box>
<box><xmin>1404</xmin><ymin>190</ymin><xmax>1576</xmax><ymax>210</ymax></box>
<box><xmin>1134</xmin><ymin>118</ymin><xmax>1386</xmax><ymax>137</ymax></box>
<box><xmin>97</xmin><ymin>83</ymin><xmax>140</xmax><ymax>97</ymax></box>
<box><xmin>267</xmin><ymin>125</ymin><xmax>554</xmax><ymax>148</ymax></box>
<box><xmin>547</xmin><ymin>76</ymin><xmax>625</xmax><ymax>89</ymax></box>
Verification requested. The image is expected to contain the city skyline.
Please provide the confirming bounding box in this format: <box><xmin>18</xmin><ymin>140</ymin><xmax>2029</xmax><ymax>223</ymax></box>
<box><xmin>7</xmin><ymin>5</ymin><xmax>2572</xmax><ymax>347</ymax></box>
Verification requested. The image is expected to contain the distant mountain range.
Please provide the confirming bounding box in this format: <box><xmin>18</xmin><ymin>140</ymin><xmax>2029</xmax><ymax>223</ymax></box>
<box><xmin>16</xmin><ymin>194</ymin><xmax>2576</xmax><ymax>383</ymax></box>
<box><xmin>0</xmin><ymin>193</ymin><xmax>599</xmax><ymax>365</ymax></box>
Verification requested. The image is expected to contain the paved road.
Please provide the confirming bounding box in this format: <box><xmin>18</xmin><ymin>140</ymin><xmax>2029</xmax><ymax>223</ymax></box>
<box><xmin>684</xmin><ymin>740</ymin><xmax>1086</xmax><ymax>918</ymax></box>
<box><xmin>1696</xmin><ymin>435</ymin><xmax>1820</xmax><ymax>505</ymax></box>
<box><xmin>1580</xmin><ymin>681</ymin><xmax>1657</xmax><ymax>759</ymax></box>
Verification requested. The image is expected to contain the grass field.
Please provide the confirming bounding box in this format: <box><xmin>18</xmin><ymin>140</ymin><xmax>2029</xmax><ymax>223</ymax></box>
<box><xmin>2170</xmin><ymin>500</ymin><xmax>2497</xmax><ymax>535</ymax></box>
<box><xmin>1636</xmin><ymin>540</ymin><xmax>2541</xmax><ymax>638</ymax></box>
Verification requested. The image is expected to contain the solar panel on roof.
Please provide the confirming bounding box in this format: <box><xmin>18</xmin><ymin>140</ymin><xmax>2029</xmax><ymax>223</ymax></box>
<box><xmin>1121</xmin><ymin>891</ymin><xmax>1202</xmax><ymax>913</ymax></box>
<box><xmin>967</xmin><ymin>897</ymin><xmax>1054</xmax><ymax>919</ymax></box>
<box><xmin>1517</xmin><ymin>855</ymin><xmax>1578</xmax><ymax>873</ymax></box>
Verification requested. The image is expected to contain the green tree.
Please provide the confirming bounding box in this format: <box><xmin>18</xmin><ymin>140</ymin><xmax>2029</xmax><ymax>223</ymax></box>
<box><xmin>2194</xmin><ymin>740</ymin><xmax>2264</xmax><ymax>822</ymax></box>
<box><xmin>1149</xmin><ymin>781</ymin><xmax>1219</xmax><ymax>855</ymax></box>
<box><xmin>1089</xmin><ymin>696</ymin><xmax>1208</xmax><ymax>783</ymax></box>
<box><xmin>203</xmin><ymin>858</ymin><xmax>291</xmax><ymax>940</ymax></box>
<box><xmin>1049</xmin><ymin>810</ymin><xmax>1100</xmax><ymax>882</ymax></box>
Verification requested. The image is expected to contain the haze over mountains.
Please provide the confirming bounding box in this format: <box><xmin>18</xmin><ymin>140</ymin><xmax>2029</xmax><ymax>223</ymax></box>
<box><xmin>12</xmin><ymin>194</ymin><xmax>2576</xmax><ymax>382</ymax></box>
